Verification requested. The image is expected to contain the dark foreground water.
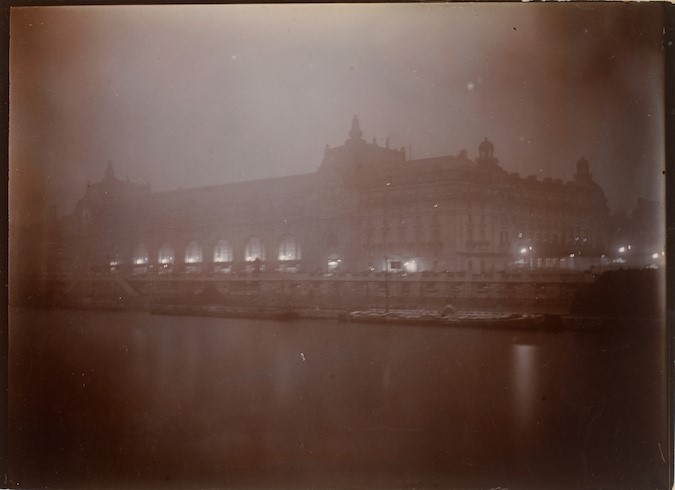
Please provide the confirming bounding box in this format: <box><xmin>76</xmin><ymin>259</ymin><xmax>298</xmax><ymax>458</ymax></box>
<box><xmin>9</xmin><ymin>308</ymin><xmax>669</xmax><ymax>489</ymax></box>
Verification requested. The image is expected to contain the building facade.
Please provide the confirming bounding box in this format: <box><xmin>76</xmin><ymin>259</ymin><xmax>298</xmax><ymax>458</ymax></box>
<box><xmin>56</xmin><ymin>116</ymin><xmax>611</xmax><ymax>276</ymax></box>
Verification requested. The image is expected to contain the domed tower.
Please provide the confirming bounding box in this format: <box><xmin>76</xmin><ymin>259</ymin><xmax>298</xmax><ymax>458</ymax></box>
<box><xmin>574</xmin><ymin>157</ymin><xmax>592</xmax><ymax>182</ymax></box>
<box><xmin>348</xmin><ymin>114</ymin><xmax>363</xmax><ymax>140</ymax></box>
<box><xmin>476</xmin><ymin>137</ymin><xmax>497</xmax><ymax>164</ymax></box>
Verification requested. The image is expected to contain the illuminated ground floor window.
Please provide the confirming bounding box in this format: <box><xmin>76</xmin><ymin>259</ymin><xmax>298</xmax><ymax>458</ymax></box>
<box><xmin>278</xmin><ymin>234</ymin><xmax>301</xmax><ymax>261</ymax></box>
<box><xmin>185</xmin><ymin>240</ymin><xmax>203</xmax><ymax>263</ymax></box>
<box><xmin>213</xmin><ymin>239</ymin><xmax>232</xmax><ymax>263</ymax></box>
<box><xmin>245</xmin><ymin>236</ymin><xmax>265</xmax><ymax>262</ymax></box>
<box><xmin>133</xmin><ymin>243</ymin><xmax>149</xmax><ymax>265</ymax></box>
<box><xmin>158</xmin><ymin>243</ymin><xmax>175</xmax><ymax>264</ymax></box>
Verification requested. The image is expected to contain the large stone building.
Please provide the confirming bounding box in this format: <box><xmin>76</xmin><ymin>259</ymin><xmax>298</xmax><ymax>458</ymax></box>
<box><xmin>56</xmin><ymin>116</ymin><xmax>611</xmax><ymax>276</ymax></box>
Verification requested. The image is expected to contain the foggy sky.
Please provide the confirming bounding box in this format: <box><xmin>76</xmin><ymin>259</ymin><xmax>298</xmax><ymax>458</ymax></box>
<box><xmin>9</xmin><ymin>3</ymin><xmax>666</xmax><ymax>225</ymax></box>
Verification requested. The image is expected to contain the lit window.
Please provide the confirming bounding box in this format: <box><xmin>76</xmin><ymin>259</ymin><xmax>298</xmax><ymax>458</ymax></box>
<box><xmin>213</xmin><ymin>240</ymin><xmax>232</xmax><ymax>263</ymax></box>
<box><xmin>184</xmin><ymin>241</ymin><xmax>203</xmax><ymax>264</ymax></box>
<box><xmin>403</xmin><ymin>260</ymin><xmax>418</xmax><ymax>273</ymax></box>
<box><xmin>278</xmin><ymin>234</ymin><xmax>301</xmax><ymax>261</ymax></box>
<box><xmin>244</xmin><ymin>236</ymin><xmax>265</xmax><ymax>262</ymax></box>
<box><xmin>133</xmin><ymin>243</ymin><xmax>149</xmax><ymax>265</ymax></box>
<box><xmin>158</xmin><ymin>243</ymin><xmax>175</xmax><ymax>264</ymax></box>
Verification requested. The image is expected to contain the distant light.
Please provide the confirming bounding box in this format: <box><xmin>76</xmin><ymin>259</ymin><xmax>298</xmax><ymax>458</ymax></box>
<box><xmin>386</xmin><ymin>182</ymin><xmax>391</xmax><ymax>187</ymax></box>
<box><xmin>627</xmin><ymin>245</ymin><xmax>632</xmax><ymax>250</ymax></box>
<box><xmin>520</xmin><ymin>248</ymin><xmax>527</xmax><ymax>254</ymax></box>
<box><xmin>652</xmin><ymin>253</ymin><xmax>659</xmax><ymax>259</ymax></box>
<box><xmin>569</xmin><ymin>253</ymin><xmax>575</xmax><ymax>258</ymax></box>
<box><xmin>528</xmin><ymin>246</ymin><xmax>533</xmax><ymax>251</ymax></box>
<box><xmin>404</xmin><ymin>259</ymin><xmax>418</xmax><ymax>273</ymax></box>
<box><xmin>618</xmin><ymin>246</ymin><xmax>626</xmax><ymax>253</ymax></box>
<box><xmin>433</xmin><ymin>203</ymin><xmax>438</xmax><ymax>208</ymax></box>
<box><xmin>110</xmin><ymin>260</ymin><xmax>119</xmax><ymax>266</ymax></box>
<box><xmin>467</xmin><ymin>82</ymin><xmax>475</xmax><ymax>91</ymax></box>
<box><xmin>134</xmin><ymin>258</ymin><xmax>147</xmax><ymax>265</ymax></box>
<box><xmin>662</xmin><ymin>251</ymin><xmax>665</xmax><ymax>256</ymax></box>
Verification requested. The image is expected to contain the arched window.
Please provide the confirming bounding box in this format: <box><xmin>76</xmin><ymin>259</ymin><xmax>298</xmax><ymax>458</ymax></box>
<box><xmin>244</xmin><ymin>236</ymin><xmax>265</xmax><ymax>262</ymax></box>
<box><xmin>184</xmin><ymin>241</ymin><xmax>203</xmax><ymax>263</ymax></box>
<box><xmin>133</xmin><ymin>243</ymin><xmax>148</xmax><ymax>265</ymax></box>
<box><xmin>158</xmin><ymin>243</ymin><xmax>175</xmax><ymax>264</ymax></box>
<box><xmin>213</xmin><ymin>240</ymin><xmax>232</xmax><ymax>263</ymax></box>
<box><xmin>278</xmin><ymin>234</ymin><xmax>301</xmax><ymax>261</ymax></box>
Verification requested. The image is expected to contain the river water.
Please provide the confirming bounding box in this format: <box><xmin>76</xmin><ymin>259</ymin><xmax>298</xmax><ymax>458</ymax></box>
<box><xmin>8</xmin><ymin>308</ymin><xmax>669</xmax><ymax>489</ymax></box>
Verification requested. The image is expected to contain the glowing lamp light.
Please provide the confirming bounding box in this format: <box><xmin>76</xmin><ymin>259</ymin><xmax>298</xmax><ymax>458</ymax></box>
<box><xmin>618</xmin><ymin>247</ymin><xmax>626</xmax><ymax>253</ymax></box>
<box><xmin>110</xmin><ymin>260</ymin><xmax>119</xmax><ymax>267</ymax></box>
<box><xmin>520</xmin><ymin>248</ymin><xmax>527</xmax><ymax>254</ymax></box>
<box><xmin>652</xmin><ymin>253</ymin><xmax>659</xmax><ymax>259</ymax></box>
<box><xmin>627</xmin><ymin>245</ymin><xmax>632</xmax><ymax>250</ymax></box>
<box><xmin>134</xmin><ymin>258</ymin><xmax>147</xmax><ymax>265</ymax></box>
<box><xmin>529</xmin><ymin>246</ymin><xmax>533</xmax><ymax>251</ymax></box>
<box><xmin>569</xmin><ymin>253</ymin><xmax>575</xmax><ymax>258</ymax></box>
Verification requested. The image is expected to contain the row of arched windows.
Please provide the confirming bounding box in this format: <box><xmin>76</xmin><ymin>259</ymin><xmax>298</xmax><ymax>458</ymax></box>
<box><xmin>130</xmin><ymin>236</ymin><xmax>301</xmax><ymax>266</ymax></box>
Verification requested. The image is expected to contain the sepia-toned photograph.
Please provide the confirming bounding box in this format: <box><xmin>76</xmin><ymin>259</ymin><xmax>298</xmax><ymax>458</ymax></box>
<box><xmin>8</xmin><ymin>3</ymin><xmax>669</xmax><ymax>488</ymax></box>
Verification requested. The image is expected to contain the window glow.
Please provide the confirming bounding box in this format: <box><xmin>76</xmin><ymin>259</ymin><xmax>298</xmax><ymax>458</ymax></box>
<box><xmin>404</xmin><ymin>260</ymin><xmax>418</xmax><ymax>273</ymax></box>
<box><xmin>520</xmin><ymin>247</ymin><xmax>527</xmax><ymax>254</ymax></box>
<box><xmin>133</xmin><ymin>243</ymin><xmax>149</xmax><ymax>265</ymax></box>
<box><xmin>213</xmin><ymin>240</ymin><xmax>232</xmax><ymax>263</ymax></box>
<box><xmin>244</xmin><ymin>236</ymin><xmax>265</xmax><ymax>262</ymax></box>
<box><xmin>158</xmin><ymin>243</ymin><xmax>175</xmax><ymax>264</ymax></box>
<box><xmin>327</xmin><ymin>258</ymin><xmax>340</xmax><ymax>271</ymax></box>
<box><xmin>618</xmin><ymin>246</ymin><xmax>626</xmax><ymax>253</ymax></box>
<box><xmin>278</xmin><ymin>235</ymin><xmax>301</xmax><ymax>261</ymax></box>
<box><xmin>652</xmin><ymin>253</ymin><xmax>659</xmax><ymax>259</ymax></box>
<box><xmin>569</xmin><ymin>253</ymin><xmax>575</xmax><ymax>258</ymax></box>
<box><xmin>184</xmin><ymin>241</ymin><xmax>203</xmax><ymax>263</ymax></box>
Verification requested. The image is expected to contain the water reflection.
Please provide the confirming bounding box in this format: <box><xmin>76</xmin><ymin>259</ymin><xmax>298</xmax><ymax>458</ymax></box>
<box><xmin>8</xmin><ymin>309</ymin><xmax>668</xmax><ymax>489</ymax></box>
<box><xmin>512</xmin><ymin>343</ymin><xmax>537</xmax><ymax>435</ymax></box>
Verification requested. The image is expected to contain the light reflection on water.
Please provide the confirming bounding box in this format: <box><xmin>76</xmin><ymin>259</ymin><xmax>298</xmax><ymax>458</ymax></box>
<box><xmin>8</xmin><ymin>308</ymin><xmax>668</xmax><ymax>489</ymax></box>
<box><xmin>513</xmin><ymin>343</ymin><xmax>537</xmax><ymax>437</ymax></box>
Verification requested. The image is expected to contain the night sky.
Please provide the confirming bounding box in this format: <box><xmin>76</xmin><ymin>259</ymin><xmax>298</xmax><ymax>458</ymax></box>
<box><xmin>9</xmin><ymin>3</ymin><xmax>666</xmax><ymax>225</ymax></box>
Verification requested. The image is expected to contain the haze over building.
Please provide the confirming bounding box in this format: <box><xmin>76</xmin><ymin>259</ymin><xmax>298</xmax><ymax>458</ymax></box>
<box><xmin>9</xmin><ymin>4</ymin><xmax>666</xmax><ymax>228</ymax></box>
